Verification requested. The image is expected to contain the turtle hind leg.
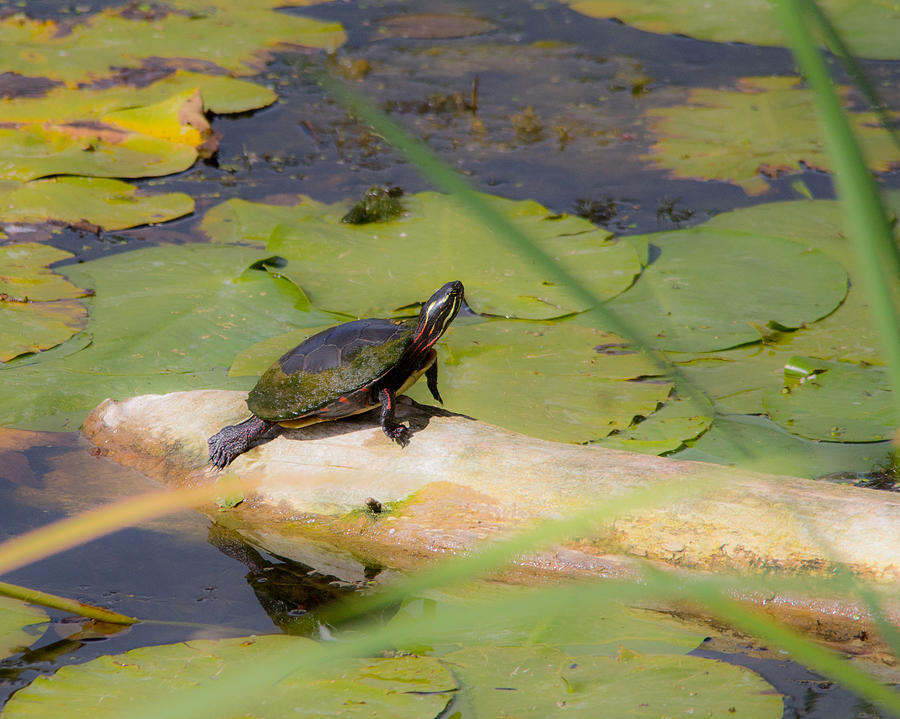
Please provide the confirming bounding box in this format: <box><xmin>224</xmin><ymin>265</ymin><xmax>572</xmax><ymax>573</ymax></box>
<box><xmin>379</xmin><ymin>388</ymin><xmax>410</xmax><ymax>447</ymax></box>
<box><xmin>208</xmin><ymin>416</ymin><xmax>276</xmax><ymax>468</ymax></box>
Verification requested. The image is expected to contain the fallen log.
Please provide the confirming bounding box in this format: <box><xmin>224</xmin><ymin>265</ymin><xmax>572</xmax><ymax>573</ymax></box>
<box><xmin>82</xmin><ymin>389</ymin><xmax>900</xmax><ymax>657</ymax></box>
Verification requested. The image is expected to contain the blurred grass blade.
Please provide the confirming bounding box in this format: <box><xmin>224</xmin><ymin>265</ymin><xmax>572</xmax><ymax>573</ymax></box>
<box><xmin>801</xmin><ymin>0</ymin><xmax>900</xmax><ymax>151</ymax></box>
<box><xmin>773</xmin><ymin>0</ymin><xmax>900</xmax><ymax>405</ymax></box>
<box><xmin>0</xmin><ymin>580</ymin><xmax>137</xmax><ymax>625</ymax></box>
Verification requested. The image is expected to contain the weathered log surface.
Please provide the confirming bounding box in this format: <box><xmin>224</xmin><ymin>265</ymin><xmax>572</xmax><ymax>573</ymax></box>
<box><xmin>82</xmin><ymin>389</ymin><xmax>900</xmax><ymax>586</ymax></box>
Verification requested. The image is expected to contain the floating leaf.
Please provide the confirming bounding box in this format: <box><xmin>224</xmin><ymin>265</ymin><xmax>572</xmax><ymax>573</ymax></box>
<box><xmin>675</xmin><ymin>414</ymin><xmax>894</xmax><ymax>479</ymax></box>
<box><xmin>0</xmin><ymin>72</ymin><xmax>265</xmax><ymax>181</ymax></box>
<box><xmin>0</xmin><ymin>244</ymin><xmax>335</xmax><ymax>431</ymax></box>
<box><xmin>0</xmin><ymin>596</ymin><xmax>49</xmax><ymax>660</ymax></box>
<box><xmin>376</xmin><ymin>13</ymin><xmax>497</xmax><ymax>39</ymax></box>
<box><xmin>0</xmin><ymin>178</ymin><xmax>194</xmax><ymax>230</ymax></box>
<box><xmin>202</xmin><ymin>191</ymin><xmax>640</xmax><ymax>319</ymax></box>
<box><xmin>763</xmin><ymin>358</ymin><xmax>896</xmax><ymax>442</ymax></box>
<box><xmin>0</xmin><ymin>71</ymin><xmax>276</xmax><ymax>123</ymax></box>
<box><xmin>563</xmin><ymin>0</ymin><xmax>900</xmax><ymax>60</ymax></box>
<box><xmin>0</xmin><ymin>242</ymin><xmax>89</xmax><ymax>362</ymax></box>
<box><xmin>604</xmin><ymin>229</ymin><xmax>848</xmax><ymax>352</ymax></box>
<box><xmin>1</xmin><ymin>635</ymin><xmax>455</xmax><ymax>718</ymax></box>
<box><xmin>390</xmin><ymin>587</ymin><xmax>708</xmax><ymax>657</ymax></box>
<box><xmin>0</xmin><ymin>7</ymin><xmax>345</xmax><ymax>86</ymax></box>
<box><xmin>642</xmin><ymin>77</ymin><xmax>900</xmax><ymax>194</ymax></box>
<box><xmin>593</xmin><ymin>394</ymin><xmax>712</xmax><ymax>454</ymax></box>
<box><xmin>444</xmin><ymin>645</ymin><xmax>781</xmax><ymax>718</ymax></box>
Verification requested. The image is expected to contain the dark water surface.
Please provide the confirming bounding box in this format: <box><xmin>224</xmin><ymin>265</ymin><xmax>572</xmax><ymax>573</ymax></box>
<box><xmin>1</xmin><ymin>0</ymin><xmax>899</xmax><ymax>715</ymax></box>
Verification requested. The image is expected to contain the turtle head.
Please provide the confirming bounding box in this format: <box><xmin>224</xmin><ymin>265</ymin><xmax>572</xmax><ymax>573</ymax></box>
<box><xmin>412</xmin><ymin>281</ymin><xmax>464</xmax><ymax>349</ymax></box>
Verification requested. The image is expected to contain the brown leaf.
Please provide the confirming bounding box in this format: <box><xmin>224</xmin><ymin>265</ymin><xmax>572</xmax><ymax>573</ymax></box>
<box><xmin>376</xmin><ymin>13</ymin><xmax>496</xmax><ymax>40</ymax></box>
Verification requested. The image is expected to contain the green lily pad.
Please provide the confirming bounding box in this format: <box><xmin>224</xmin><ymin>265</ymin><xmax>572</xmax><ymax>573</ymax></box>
<box><xmin>443</xmin><ymin>645</ymin><xmax>781</xmax><ymax>718</ymax></box>
<box><xmin>0</xmin><ymin>242</ymin><xmax>90</xmax><ymax>362</ymax></box>
<box><xmin>0</xmin><ymin>244</ymin><xmax>336</xmax><ymax>431</ymax></box>
<box><xmin>0</xmin><ymin>7</ymin><xmax>345</xmax><ymax>86</ymax></box>
<box><xmin>0</xmin><ymin>178</ymin><xmax>194</xmax><ymax>230</ymax></box>
<box><xmin>390</xmin><ymin>587</ymin><xmax>708</xmax><ymax>657</ymax></box>
<box><xmin>763</xmin><ymin>357</ymin><xmax>897</xmax><ymax>442</ymax></box>
<box><xmin>592</xmin><ymin>394</ymin><xmax>712</xmax><ymax>454</ymax></box>
<box><xmin>0</xmin><ymin>597</ymin><xmax>49</xmax><ymax>660</ymax></box>
<box><xmin>564</xmin><ymin>0</ymin><xmax>900</xmax><ymax>60</ymax></box>
<box><xmin>676</xmin><ymin>414</ymin><xmax>895</xmax><ymax>479</ymax></box>
<box><xmin>1</xmin><ymin>635</ymin><xmax>456</xmax><ymax>719</ymax></box>
<box><xmin>642</xmin><ymin>77</ymin><xmax>900</xmax><ymax>194</ymax></box>
<box><xmin>231</xmin><ymin>317</ymin><xmax>672</xmax><ymax>444</ymax></box>
<box><xmin>202</xmin><ymin>191</ymin><xmax>641</xmax><ymax>319</ymax></box>
<box><xmin>604</xmin><ymin>228</ymin><xmax>848</xmax><ymax>352</ymax></box>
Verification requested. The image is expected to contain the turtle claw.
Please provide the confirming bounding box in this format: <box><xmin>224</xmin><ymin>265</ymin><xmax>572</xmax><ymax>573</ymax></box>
<box><xmin>385</xmin><ymin>424</ymin><xmax>410</xmax><ymax>448</ymax></box>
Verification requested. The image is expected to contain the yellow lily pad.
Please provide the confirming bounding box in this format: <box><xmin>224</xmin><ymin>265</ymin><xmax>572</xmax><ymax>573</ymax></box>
<box><xmin>0</xmin><ymin>242</ymin><xmax>89</xmax><ymax>362</ymax></box>
<box><xmin>564</xmin><ymin>0</ymin><xmax>900</xmax><ymax>60</ymax></box>
<box><xmin>642</xmin><ymin>76</ymin><xmax>900</xmax><ymax>195</ymax></box>
<box><xmin>0</xmin><ymin>6</ymin><xmax>345</xmax><ymax>86</ymax></box>
<box><xmin>0</xmin><ymin>178</ymin><xmax>194</xmax><ymax>231</ymax></box>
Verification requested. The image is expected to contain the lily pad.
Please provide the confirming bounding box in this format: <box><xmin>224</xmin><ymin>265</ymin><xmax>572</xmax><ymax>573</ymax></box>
<box><xmin>0</xmin><ymin>242</ymin><xmax>89</xmax><ymax>362</ymax></box>
<box><xmin>390</xmin><ymin>587</ymin><xmax>708</xmax><ymax>657</ymax></box>
<box><xmin>593</xmin><ymin>394</ymin><xmax>712</xmax><ymax>454</ymax></box>
<box><xmin>0</xmin><ymin>71</ymin><xmax>276</xmax><ymax>124</ymax></box>
<box><xmin>763</xmin><ymin>357</ymin><xmax>897</xmax><ymax>442</ymax></box>
<box><xmin>0</xmin><ymin>596</ymin><xmax>49</xmax><ymax>660</ymax></box>
<box><xmin>0</xmin><ymin>178</ymin><xmax>194</xmax><ymax>230</ymax></box>
<box><xmin>0</xmin><ymin>6</ymin><xmax>345</xmax><ymax>86</ymax></box>
<box><xmin>676</xmin><ymin>414</ymin><xmax>895</xmax><ymax>479</ymax></box>
<box><xmin>443</xmin><ymin>645</ymin><xmax>781</xmax><ymax>718</ymax></box>
<box><xmin>202</xmin><ymin>191</ymin><xmax>641</xmax><ymax>319</ymax></box>
<box><xmin>604</xmin><ymin>227</ymin><xmax>848</xmax><ymax>352</ymax></box>
<box><xmin>1</xmin><ymin>635</ymin><xmax>456</xmax><ymax>718</ymax></box>
<box><xmin>0</xmin><ymin>244</ymin><xmax>336</xmax><ymax>431</ymax></box>
<box><xmin>376</xmin><ymin>13</ymin><xmax>497</xmax><ymax>39</ymax></box>
<box><xmin>642</xmin><ymin>77</ymin><xmax>900</xmax><ymax>195</ymax></box>
<box><xmin>564</xmin><ymin>0</ymin><xmax>900</xmax><ymax>60</ymax></box>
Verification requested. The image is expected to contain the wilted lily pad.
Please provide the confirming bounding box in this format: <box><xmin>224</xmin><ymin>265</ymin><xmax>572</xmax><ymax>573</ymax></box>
<box><xmin>604</xmin><ymin>228</ymin><xmax>848</xmax><ymax>352</ymax></box>
<box><xmin>0</xmin><ymin>244</ymin><xmax>336</xmax><ymax>430</ymax></box>
<box><xmin>563</xmin><ymin>0</ymin><xmax>900</xmax><ymax>60</ymax></box>
<box><xmin>642</xmin><ymin>77</ymin><xmax>900</xmax><ymax>194</ymax></box>
<box><xmin>0</xmin><ymin>597</ymin><xmax>49</xmax><ymax>660</ymax></box>
<box><xmin>202</xmin><ymin>191</ymin><xmax>640</xmax><ymax>319</ymax></box>
<box><xmin>0</xmin><ymin>7</ymin><xmax>345</xmax><ymax>86</ymax></box>
<box><xmin>376</xmin><ymin>13</ymin><xmax>497</xmax><ymax>39</ymax></box>
<box><xmin>763</xmin><ymin>357</ymin><xmax>897</xmax><ymax>442</ymax></box>
<box><xmin>0</xmin><ymin>178</ymin><xmax>194</xmax><ymax>230</ymax></box>
<box><xmin>0</xmin><ymin>242</ymin><xmax>89</xmax><ymax>362</ymax></box>
<box><xmin>444</xmin><ymin>645</ymin><xmax>781</xmax><ymax>718</ymax></box>
<box><xmin>0</xmin><ymin>71</ymin><xmax>271</xmax><ymax>181</ymax></box>
<box><xmin>1</xmin><ymin>635</ymin><xmax>456</xmax><ymax>718</ymax></box>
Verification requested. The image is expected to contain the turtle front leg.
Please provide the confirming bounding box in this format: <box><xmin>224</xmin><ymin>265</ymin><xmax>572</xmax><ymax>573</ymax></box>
<box><xmin>379</xmin><ymin>388</ymin><xmax>410</xmax><ymax>447</ymax></box>
<box><xmin>208</xmin><ymin>416</ymin><xmax>277</xmax><ymax>468</ymax></box>
<box><xmin>425</xmin><ymin>360</ymin><xmax>443</xmax><ymax>404</ymax></box>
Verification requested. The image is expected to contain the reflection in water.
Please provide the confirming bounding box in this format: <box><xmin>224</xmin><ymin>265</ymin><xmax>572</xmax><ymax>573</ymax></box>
<box><xmin>206</xmin><ymin>524</ymin><xmax>378</xmax><ymax>636</ymax></box>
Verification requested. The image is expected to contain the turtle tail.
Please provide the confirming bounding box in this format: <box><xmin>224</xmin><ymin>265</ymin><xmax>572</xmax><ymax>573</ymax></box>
<box><xmin>208</xmin><ymin>416</ymin><xmax>276</xmax><ymax>468</ymax></box>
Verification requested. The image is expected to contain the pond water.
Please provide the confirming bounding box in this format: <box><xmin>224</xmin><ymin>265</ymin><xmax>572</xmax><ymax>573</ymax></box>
<box><xmin>1</xmin><ymin>0</ymin><xmax>899</xmax><ymax>715</ymax></box>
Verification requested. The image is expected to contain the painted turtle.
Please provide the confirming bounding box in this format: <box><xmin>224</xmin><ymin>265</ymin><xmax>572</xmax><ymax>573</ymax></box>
<box><xmin>207</xmin><ymin>280</ymin><xmax>464</xmax><ymax>468</ymax></box>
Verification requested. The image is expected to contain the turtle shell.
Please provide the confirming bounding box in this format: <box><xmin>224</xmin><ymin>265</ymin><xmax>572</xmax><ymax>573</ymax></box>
<box><xmin>247</xmin><ymin>318</ymin><xmax>415</xmax><ymax>421</ymax></box>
